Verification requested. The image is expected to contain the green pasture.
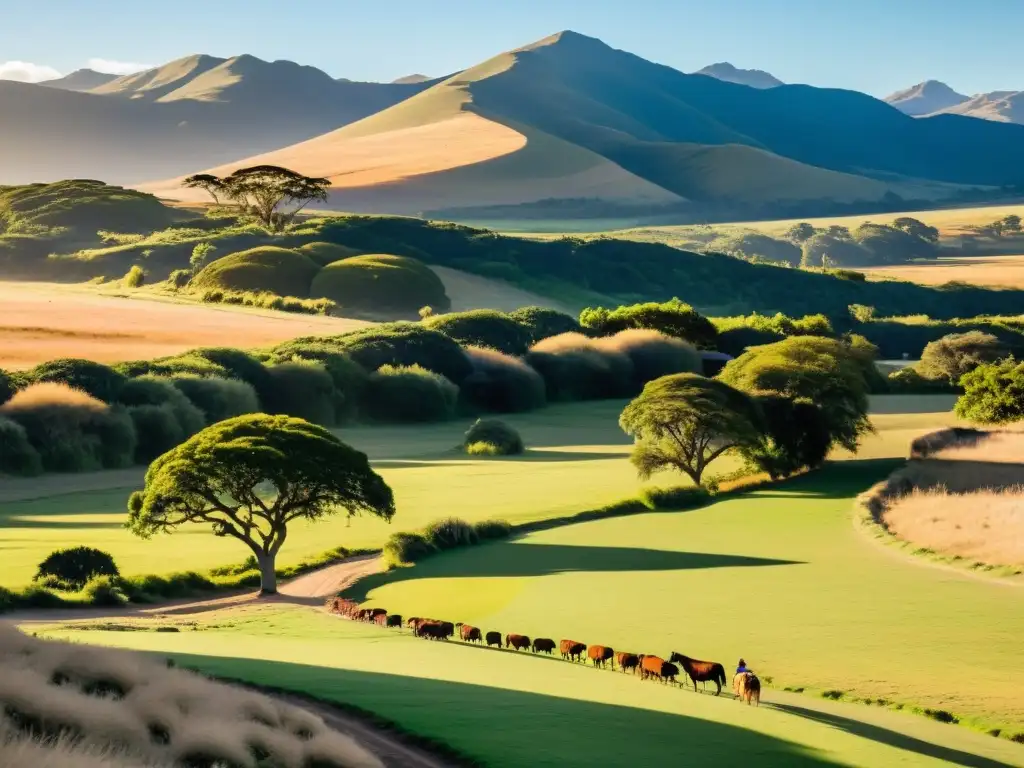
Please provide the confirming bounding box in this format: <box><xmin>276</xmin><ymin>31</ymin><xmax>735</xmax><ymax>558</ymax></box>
<box><xmin>37</xmin><ymin>607</ymin><xmax>1024</xmax><ymax>767</ymax></box>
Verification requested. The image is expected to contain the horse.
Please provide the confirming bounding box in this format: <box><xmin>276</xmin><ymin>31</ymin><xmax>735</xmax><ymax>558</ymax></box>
<box><xmin>734</xmin><ymin>672</ymin><xmax>761</xmax><ymax>706</ymax></box>
<box><xmin>669</xmin><ymin>652</ymin><xmax>727</xmax><ymax>695</ymax></box>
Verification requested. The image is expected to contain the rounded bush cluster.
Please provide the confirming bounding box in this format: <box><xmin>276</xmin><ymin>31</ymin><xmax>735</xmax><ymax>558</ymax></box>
<box><xmin>309</xmin><ymin>254</ymin><xmax>450</xmax><ymax>317</ymax></box>
<box><xmin>190</xmin><ymin>246</ymin><xmax>320</xmax><ymax>297</ymax></box>
<box><xmin>297</xmin><ymin>241</ymin><xmax>361</xmax><ymax>266</ymax></box>
<box><xmin>34</xmin><ymin>546</ymin><xmax>120</xmax><ymax>591</ymax></box>
<box><xmin>363</xmin><ymin>364</ymin><xmax>458</xmax><ymax>423</ymax></box>
<box><xmin>463</xmin><ymin>418</ymin><xmax>524</xmax><ymax>456</ymax></box>
<box><xmin>425</xmin><ymin>309</ymin><xmax>533</xmax><ymax>355</ymax></box>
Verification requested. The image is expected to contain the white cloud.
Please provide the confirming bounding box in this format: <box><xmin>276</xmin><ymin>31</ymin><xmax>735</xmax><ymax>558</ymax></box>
<box><xmin>0</xmin><ymin>61</ymin><xmax>61</xmax><ymax>83</ymax></box>
<box><xmin>87</xmin><ymin>58</ymin><xmax>152</xmax><ymax>75</ymax></box>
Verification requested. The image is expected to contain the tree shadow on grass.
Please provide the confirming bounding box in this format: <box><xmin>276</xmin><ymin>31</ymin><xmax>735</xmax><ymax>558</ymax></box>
<box><xmin>0</xmin><ymin>516</ymin><xmax>124</xmax><ymax>530</ymax></box>
<box><xmin>344</xmin><ymin>542</ymin><xmax>802</xmax><ymax>602</ymax></box>
<box><xmin>741</xmin><ymin>460</ymin><xmax>904</xmax><ymax>502</ymax></box>
<box><xmin>766</xmin><ymin>702</ymin><xmax>1014</xmax><ymax>768</ymax></box>
<box><xmin>162</xmin><ymin>653</ymin><xmax>848</xmax><ymax>767</ymax></box>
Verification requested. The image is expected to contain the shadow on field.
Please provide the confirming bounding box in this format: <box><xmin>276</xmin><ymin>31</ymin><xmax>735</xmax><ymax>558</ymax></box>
<box><xmin>163</xmin><ymin>653</ymin><xmax>847</xmax><ymax>767</ymax></box>
<box><xmin>749</xmin><ymin>460</ymin><xmax>904</xmax><ymax>502</ymax></box>
<box><xmin>0</xmin><ymin>516</ymin><xmax>123</xmax><ymax>530</ymax></box>
<box><xmin>344</xmin><ymin>542</ymin><xmax>802</xmax><ymax>601</ymax></box>
<box><xmin>766</xmin><ymin>702</ymin><xmax>1014</xmax><ymax>768</ymax></box>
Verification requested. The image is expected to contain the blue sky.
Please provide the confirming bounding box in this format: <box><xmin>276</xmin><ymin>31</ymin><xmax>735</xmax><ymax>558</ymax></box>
<box><xmin>1</xmin><ymin>0</ymin><xmax>1022</xmax><ymax>95</ymax></box>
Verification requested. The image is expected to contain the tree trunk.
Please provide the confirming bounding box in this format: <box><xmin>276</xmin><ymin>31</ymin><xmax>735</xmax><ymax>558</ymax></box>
<box><xmin>256</xmin><ymin>552</ymin><xmax>277</xmax><ymax>595</ymax></box>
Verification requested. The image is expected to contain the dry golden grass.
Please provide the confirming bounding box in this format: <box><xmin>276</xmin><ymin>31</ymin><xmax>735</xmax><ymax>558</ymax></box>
<box><xmin>1</xmin><ymin>382</ymin><xmax>106</xmax><ymax>412</ymax></box>
<box><xmin>861</xmin><ymin>254</ymin><xmax>1024</xmax><ymax>289</ymax></box>
<box><xmin>930</xmin><ymin>430</ymin><xmax>1024</xmax><ymax>463</ymax></box>
<box><xmin>883</xmin><ymin>486</ymin><xmax>1024</xmax><ymax>568</ymax></box>
<box><xmin>0</xmin><ymin>282</ymin><xmax>370</xmax><ymax>370</ymax></box>
<box><xmin>0</xmin><ymin>623</ymin><xmax>381</xmax><ymax>768</ymax></box>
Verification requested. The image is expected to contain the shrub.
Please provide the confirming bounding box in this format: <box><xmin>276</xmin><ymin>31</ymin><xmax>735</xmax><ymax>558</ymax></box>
<box><xmin>463</xmin><ymin>418</ymin><xmax>524</xmax><ymax>456</ymax></box>
<box><xmin>309</xmin><ymin>253</ymin><xmax>451</xmax><ymax>317</ymax></box>
<box><xmin>191</xmin><ymin>246</ymin><xmax>320</xmax><ymax>297</ymax></box>
<box><xmin>116</xmin><ymin>352</ymin><xmax>230</xmax><ymax>379</ymax></box>
<box><xmin>917</xmin><ymin>331</ymin><xmax>1010</xmax><ymax>385</ymax></box>
<box><xmin>887</xmin><ymin>367</ymin><xmax>954</xmax><ymax>394</ymax></box>
<box><xmin>955</xmin><ymin>358</ymin><xmax>1024</xmax><ymax>424</ymax></box>
<box><xmin>169</xmin><ymin>375</ymin><xmax>260</xmax><ymax>423</ymax></box>
<box><xmin>639</xmin><ymin>485</ymin><xmax>711</xmax><ymax>510</ymax></box>
<box><xmin>508</xmin><ymin>306</ymin><xmax>582</xmax><ymax>342</ymax></box>
<box><xmin>741</xmin><ymin>395</ymin><xmax>832</xmax><ymax>479</ymax></box>
<box><xmin>423</xmin><ymin>517</ymin><xmax>479</xmax><ymax>549</ymax></box>
<box><xmin>524</xmin><ymin>332</ymin><xmax>634</xmax><ymax>401</ymax></box>
<box><xmin>0</xmin><ymin>415</ymin><xmax>42</xmax><ymax>476</ymax></box>
<box><xmin>800</xmin><ymin>233</ymin><xmax>871</xmax><ymax>268</ymax></box>
<box><xmin>118</xmin><ymin>375</ymin><xmax>206</xmax><ymax>431</ymax></box>
<box><xmin>326</xmin><ymin>323</ymin><xmax>473</xmax><ymax>383</ymax></box>
<box><xmin>0</xmin><ymin>368</ymin><xmax>18</xmax><ymax>405</ymax></box>
<box><xmin>168</xmin><ymin>268</ymin><xmax>192</xmax><ymax>289</ymax></box>
<box><xmin>188</xmin><ymin>347</ymin><xmax>274</xmax><ymax>406</ymax></box>
<box><xmin>363</xmin><ymin>364</ymin><xmax>458</xmax><ymax>422</ymax></box>
<box><xmin>709</xmin><ymin>232</ymin><xmax>801</xmax><ymax>266</ymax></box>
<box><xmin>27</xmin><ymin>358</ymin><xmax>127</xmax><ymax>402</ymax></box>
<box><xmin>580</xmin><ymin>299</ymin><xmax>718</xmax><ymax>348</ymax></box>
<box><xmin>472</xmin><ymin>519</ymin><xmax>512</xmax><ymax>540</ymax></box>
<box><xmin>122</xmin><ymin>264</ymin><xmax>145</xmax><ymax>287</ymax></box>
<box><xmin>268</xmin><ymin>340</ymin><xmax>368</xmax><ymax>422</ymax></box>
<box><xmin>199</xmin><ymin>288</ymin><xmax>336</xmax><ymax>315</ymax></box>
<box><xmin>127</xmin><ymin>403</ymin><xmax>189</xmax><ymax>462</ymax></box>
<box><xmin>0</xmin><ymin>383</ymin><xmax>137</xmax><ymax>471</ymax></box>
<box><xmin>460</xmin><ymin>346</ymin><xmax>546</xmax><ymax>413</ymax></box>
<box><xmin>298</xmin><ymin>241</ymin><xmax>361</xmax><ymax>265</ymax></box>
<box><xmin>382</xmin><ymin>532</ymin><xmax>435</xmax><ymax>568</ymax></box>
<box><xmin>425</xmin><ymin>309</ymin><xmax>533</xmax><ymax>355</ymax></box>
<box><xmin>263</xmin><ymin>361</ymin><xmax>337</xmax><ymax>425</ymax></box>
<box><xmin>82</xmin><ymin>574</ymin><xmax>129</xmax><ymax>606</ymax></box>
<box><xmin>715</xmin><ymin>326</ymin><xmax>785</xmax><ymax>357</ymax></box>
<box><xmin>34</xmin><ymin>546</ymin><xmax>119</xmax><ymax>591</ymax></box>
<box><xmin>596</xmin><ymin>329</ymin><xmax>702</xmax><ymax>386</ymax></box>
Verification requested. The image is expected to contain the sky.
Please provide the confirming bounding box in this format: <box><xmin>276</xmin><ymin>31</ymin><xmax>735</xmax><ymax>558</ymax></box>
<box><xmin>2</xmin><ymin>0</ymin><xmax>1023</xmax><ymax>96</ymax></box>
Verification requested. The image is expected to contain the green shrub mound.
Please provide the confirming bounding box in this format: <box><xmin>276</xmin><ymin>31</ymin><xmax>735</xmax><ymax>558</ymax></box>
<box><xmin>190</xmin><ymin>246</ymin><xmax>320</xmax><ymax>297</ymax></box>
<box><xmin>887</xmin><ymin>367</ymin><xmax>955</xmax><ymax>394</ymax></box>
<box><xmin>525</xmin><ymin>332</ymin><xmax>634</xmax><ymax>401</ymax></box>
<box><xmin>117</xmin><ymin>375</ymin><xmax>206</xmax><ymax>429</ymax></box>
<box><xmin>580</xmin><ymin>299</ymin><xmax>718</xmax><ymax>349</ymax></box>
<box><xmin>0</xmin><ymin>416</ymin><xmax>42</xmax><ymax>476</ymax></box>
<box><xmin>710</xmin><ymin>232</ymin><xmax>801</xmax><ymax>266</ymax></box>
<box><xmin>126</xmin><ymin>403</ymin><xmax>197</xmax><ymax>463</ymax></box>
<box><xmin>115</xmin><ymin>352</ymin><xmax>231</xmax><ymax>379</ymax></box>
<box><xmin>323</xmin><ymin>323</ymin><xmax>473</xmax><ymax>383</ymax></box>
<box><xmin>263</xmin><ymin>361</ymin><xmax>337</xmax><ymax>425</ymax></box>
<box><xmin>168</xmin><ymin>375</ymin><xmax>260</xmax><ymax>424</ymax></box>
<box><xmin>508</xmin><ymin>306</ymin><xmax>582</xmax><ymax>342</ymax></box>
<box><xmin>460</xmin><ymin>346</ymin><xmax>547</xmax><ymax>413</ymax></box>
<box><xmin>424</xmin><ymin>309</ymin><xmax>533</xmax><ymax>355</ymax></box>
<box><xmin>917</xmin><ymin>331</ymin><xmax>1010</xmax><ymax>386</ymax></box>
<box><xmin>268</xmin><ymin>340</ymin><xmax>368</xmax><ymax>423</ymax></box>
<box><xmin>363</xmin><ymin>364</ymin><xmax>458</xmax><ymax>423</ymax></box>
<box><xmin>956</xmin><ymin>358</ymin><xmax>1024</xmax><ymax>424</ymax></box>
<box><xmin>0</xmin><ymin>369</ymin><xmax>17</xmax><ymax>405</ymax></box>
<box><xmin>298</xmin><ymin>241</ymin><xmax>362</xmax><ymax>265</ymax></box>
<box><xmin>424</xmin><ymin>517</ymin><xmax>479</xmax><ymax>549</ymax></box>
<box><xmin>27</xmin><ymin>358</ymin><xmax>127</xmax><ymax>402</ymax></box>
<box><xmin>715</xmin><ymin>327</ymin><xmax>784</xmax><ymax>357</ymax></box>
<box><xmin>309</xmin><ymin>254</ymin><xmax>450</xmax><ymax>317</ymax></box>
<box><xmin>34</xmin><ymin>546</ymin><xmax>119</xmax><ymax>591</ymax></box>
<box><xmin>0</xmin><ymin>383</ymin><xmax>136</xmax><ymax>472</ymax></box>
<box><xmin>463</xmin><ymin>418</ymin><xmax>524</xmax><ymax>456</ymax></box>
<box><xmin>382</xmin><ymin>532</ymin><xmax>435</xmax><ymax>568</ymax></box>
<box><xmin>187</xmin><ymin>348</ymin><xmax>275</xmax><ymax>406</ymax></box>
<box><xmin>597</xmin><ymin>329</ymin><xmax>702</xmax><ymax>386</ymax></box>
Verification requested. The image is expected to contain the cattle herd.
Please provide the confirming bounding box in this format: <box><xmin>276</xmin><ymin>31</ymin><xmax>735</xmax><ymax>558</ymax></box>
<box><xmin>325</xmin><ymin>598</ymin><xmax>761</xmax><ymax>704</ymax></box>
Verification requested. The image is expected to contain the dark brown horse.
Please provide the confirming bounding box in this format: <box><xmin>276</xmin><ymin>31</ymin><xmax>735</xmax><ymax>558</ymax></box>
<box><xmin>670</xmin><ymin>652</ymin><xmax>727</xmax><ymax>695</ymax></box>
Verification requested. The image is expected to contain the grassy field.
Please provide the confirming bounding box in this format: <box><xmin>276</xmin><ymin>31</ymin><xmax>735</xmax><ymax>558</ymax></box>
<box><xmin>0</xmin><ymin>397</ymin><xmax>955</xmax><ymax>587</ymax></box>
<box><xmin>37</xmin><ymin>606</ymin><xmax>1024</xmax><ymax>767</ymax></box>
<box><xmin>860</xmin><ymin>255</ymin><xmax>1024</xmax><ymax>289</ymax></box>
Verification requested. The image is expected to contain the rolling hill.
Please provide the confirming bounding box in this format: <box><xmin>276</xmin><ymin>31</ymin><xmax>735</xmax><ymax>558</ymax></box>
<box><xmin>0</xmin><ymin>55</ymin><xmax>437</xmax><ymax>184</ymax></box>
<box><xmin>694</xmin><ymin>62</ymin><xmax>783</xmax><ymax>89</ymax></box>
<box><xmin>39</xmin><ymin>68</ymin><xmax>119</xmax><ymax>91</ymax></box>
<box><xmin>153</xmin><ymin>30</ymin><xmax>1024</xmax><ymax>219</ymax></box>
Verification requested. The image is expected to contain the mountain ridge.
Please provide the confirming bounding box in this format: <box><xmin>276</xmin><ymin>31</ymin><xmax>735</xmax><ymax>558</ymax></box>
<box><xmin>694</xmin><ymin>62</ymin><xmax>783</xmax><ymax>89</ymax></box>
<box><xmin>40</xmin><ymin>68</ymin><xmax>119</xmax><ymax>92</ymax></box>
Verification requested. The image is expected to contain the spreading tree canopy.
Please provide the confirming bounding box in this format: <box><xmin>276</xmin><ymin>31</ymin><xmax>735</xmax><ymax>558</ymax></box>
<box><xmin>917</xmin><ymin>331</ymin><xmax>1009</xmax><ymax>386</ymax></box>
<box><xmin>126</xmin><ymin>413</ymin><xmax>394</xmax><ymax>594</ymax></box>
<box><xmin>619</xmin><ymin>373</ymin><xmax>761</xmax><ymax>485</ymax></box>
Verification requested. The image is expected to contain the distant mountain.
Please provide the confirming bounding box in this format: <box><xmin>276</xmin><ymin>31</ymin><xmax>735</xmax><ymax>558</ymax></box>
<box><xmin>153</xmin><ymin>30</ymin><xmax>1024</xmax><ymax>220</ymax></box>
<box><xmin>392</xmin><ymin>74</ymin><xmax>432</xmax><ymax>84</ymax></box>
<box><xmin>40</xmin><ymin>68</ymin><xmax>119</xmax><ymax>92</ymax></box>
<box><xmin>0</xmin><ymin>55</ymin><xmax>437</xmax><ymax>184</ymax></box>
<box><xmin>694</xmin><ymin>62</ymin><xmax>782</xmax><ymax>89</ymax></box>
<box><xmin>939</xmin><ymin>90</ymin><xmax>1024</xmax><ymax>123</ymax></box>
<box><xmin>884</xmin><ymin>80</ymin><xmax>968</xmax><ymax>116</ymax></box>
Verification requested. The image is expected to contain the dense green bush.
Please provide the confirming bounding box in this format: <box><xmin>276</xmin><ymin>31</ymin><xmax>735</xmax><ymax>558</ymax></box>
<box><xmin>168</xmin><ymin>375</ymin><xmax>260</xmax><ymax>423</ymax></box>
<box><xmin>309</xmin><ymin>253</ymin><xmax>450</xmax><ymax>317</ymax></box>
<box><xmin>27</xmin><ymin>358</ymin><xmax>127</xmax><ymax>402</ymax></box>
<box><xmin>263</xmin><ymin>361</ymin><xmax>337</xmax><ymax>425</ymax></box>
<box><xmin>525</xmin><ymin>333</ymin><xmax>634</xmax><ymax>401</ymax></box>
<box><xmin>424</xmin><ymin>517</ymin><xmax>479</xmax><ymax>549</ymax></box>
<box><xmin>298</xmin><ymin>241</ymin><xmax>362</xmax><ymax>265</ymax></box>
<box><xmin>34</xmin><ymin>546</ymin><xmax>120</xmax><ymax>591</ymax></box>
<box><xmin>424</xmin><ymin>309</ymin><xmax>533</xmax><ymax>355</ymax></box>
<box><xmin>741</xmin><ymin>395</ymin><xmax>833</xmax><ymax>479</ymax></box>
<box><xmin>382</xmin><ymin>532</ymin><xmax>435</xmax><ymax>568</ymax></box>
<box><xmin>463</xmin><ymin>418</ymin><xmax>524</xmax><ymax>456</ymax></box>
<box><xmin>122</xmin><ymin>264</ymin><xmax>145</xmax><ymax>287</ymax></box>
<box><xmin>325</xmin><ymin>323</ymin><xmax>473</xmax><ymax>383</ymax></box>
<box><xmin>126</xmin><ymin>403</ymin><xmax>190</xmax><ymax>463</ymax></box>
<box><xmin>363</xmin><ymin>364</ymin><xmax>458</xmax><ymax>422</ymax></box>
<box><xmin>508</xmin><ymin>306</ymin><xmax>582</xmax><ymax>342</ymax></box>
<box><xmin>715</xmin><ymin>327</ymin><xmax>785</xmax><ymax>357</ymax></box>
<box><xmin>81</xmin><ymin>575</ymin><xmax>129</xmax><ymax>606</ymax></box>
<box><xmin>168</xmin><ymin>268</ymin><xmax>192</xmax><ymax>289</ymax></box>
<box><xmin>0</xmin><ymin>369</ymin><xmax>17</xmax><ymax>405</ymax></box>
<box><xmin>460</xmin><ymin>346</ymin><xmax>547</xmax><ymax>413</ymax></box>
<box><xmin>709</xmin><ymin>232</ymin><xmax>801</xmax><ymax>266</ymax></box>
<box><xmin>191</xmin><ymin>246</ymin><xmax>320</xmax><ymax>297</ymax></box>
<box><xmin>472</xmin><ymin>519</ymin><xmax>512</xmax><ymax>540</ymax></box>
<box><xmin>955</xmin><ymin>358</ymin><xmax>1024</xmax><ymax>424</ymax></box>
<box><xmin>268</xmin><ymin>340</ymin><xmax>367</xmax><ymax>422</ymax></box>
<box><xmin>854</xmin><ymin>318</ymin><xmax>1024</xmax><ymax>360</ymax></box>
<box><xmin>580</xmin><ymin>299</ymin><xmax>718</xmax><ymax>349</ymax></box>
<box><xmin>117</xmin><ymin>375</ymin><xmax>206</xmax><ymax>430</ymax></box>
<box><xmin>852</xmin><ymin>222</ymin><xmax>937</xmax><ymax>264</ymax></box>
<box><xmin>198</xmin><ymin>287</ymin><xmax>336</xmax><ymax>315</ymax></box>
<box><xmin>115</xmin><ymin>352</ymin><xmax>230</xmax><ymax>379</ymax></box>
<box><xmin>596</xmin><ymin>329</ymin><xmax>702</xmax><ymax>386</ymax></box>
<box><xmin>188</xmin><ymin>348</ymin><xmax>274</xmax><ymax>406</ymax></box>
<box><xmin>639</xmin><ymin>485</ymin><xmax>712</xmax><ymax>511</ymax></box>
<box><xmin>0</xmin><ymin>383</ymin><xmax>136</xmax><ymax>472</ymax></box>
<box><xmin>0</xmin><ymin>415</ymin><xmax>42</xmax><ymax>476</ymax></box>
<box><xmin>887</xmin><ymin>366</ymin><xmax>955</xmax><ymax>393</ymax></box>
<box><xmin>917</xmin><ymin>331</ymin><xmax>1010</xmax><ymax>385</ymax></box>
<box><xmin>800</xmin><ymin>233</ymin><xmax>871</xmax><ymax>268</ymax></box>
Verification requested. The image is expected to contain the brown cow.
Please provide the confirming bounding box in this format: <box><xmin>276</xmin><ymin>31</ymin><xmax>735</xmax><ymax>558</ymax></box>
<box><xmin>587</xmin><ymin>645</ymin><xmax>614</xmax><ymax>669</ymax></box>
<box><xmin>640</xmin><ymin>655</ymin><xmax>666</xmax><ymax>682</ymax></box>
<box><xmin>616</xmin><ymin>652</ymin><xmax>640</xmax><ymax>674</ymax></box>
<box><xmin>385</xmin><ymin>614</ymin><xmax>403</xmax><ymax>628</ymax></box>
<box><xmin>506</xmin><ymin>633</ymin><xmax>531</xmax><ymax>651</ymax></box>
<box><xmin>460</xmin><ymin>625</ymin><xmax>483</xmax><ymax>643</ymax></box>
<box><xmin>373</xmin><ymin>613</ymin><xmax>388</xmax><ymax>627</ymax></box>
<box><xmin>660</xmin><ymin>661</ymin><xmax>680</xmax><ymax>685</ymax></box>
<box><xmin>670</xmin><ymin>653</ymin><xmax>727</xmax><ymax>695</ymax></box>
<box><xmin>416</xmin><ymin>622</ymin><xmax>446</xmax><ymax>640</ymax></box>
<box><xmin>438</xmin><ymin>621</ymin><xmax>455</xmax><ymax>640</ymax></box>
<box><xmin>560</xmin><ymin>640</ymin><xmax>586</xmax><ymax>662</ymax></box>
<box><xmin>485</xmin><ymin>631</ymin><xmax>502</xmax><ymax>648</ymax></box>
<box><xmin>369</xmin><ymin>608</ymin><xmax>387</xmax><ymax>620</ymax></box>
<box><xmin>532</xmin><ymin>638</ymin><xmax>556</xmax><ymax>655</ymax></box>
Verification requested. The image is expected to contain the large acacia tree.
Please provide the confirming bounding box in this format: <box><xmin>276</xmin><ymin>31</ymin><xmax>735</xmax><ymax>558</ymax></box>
<box><xmin>126</xmin><ymin>413</ymin><xmax>394</xmax><ymax>594</ymax></box>
<box><xmin>619</xmin><ymin>373</ymin><xmax>762</xmax><ymax>485</ymax></box>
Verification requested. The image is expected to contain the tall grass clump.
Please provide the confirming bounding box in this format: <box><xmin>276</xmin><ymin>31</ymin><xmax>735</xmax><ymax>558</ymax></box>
<box><xmin>595</xmin><ymin>329</ymin><xmax>702</xmax><ymax>387</ymax></box>
<box><xmin>167</xmin><ymin>375</ymin><xmax>260</xmax><ymax>424</ymax></box>
<box><xmin>363</xmin><ymin>364</ymin><xmax>458</xmax><ymax>423</ymax></box>
<box><xmin>199</xmin><ymin>288</ymin><xmax>336</xmax><ymax>315</ymax></box>
<box><xmin>524</xmin><ymin>332</ymin><xmax>634</xmax><ymax>401</ymax></box>
<box><xmin>0</xmin><ymin>415</ymin><xmax>42</xmax><ymax>476</ymax></box>
<box><xmin>0</xmin><ymin>383</ymin><xmax>136</xmax><ymax>472</ymax></box>
<box><xmin>463</xmin><ymin>418</ymin><xmax>524</xmax><ymax>456</ymax></box>
<box><xmin>264</xmin><ymin>361</ymin><xmax>337</xmax><ymax>425</ymax></box>
<box><xmin>121</xmin><ymin>264</ymin><xmax>145</xmax><ymax>288</ymax></box>
<box><xmin>460</xmin><ymin>346</ymin><xmax>546</xmax><ymax>413</ymax></box>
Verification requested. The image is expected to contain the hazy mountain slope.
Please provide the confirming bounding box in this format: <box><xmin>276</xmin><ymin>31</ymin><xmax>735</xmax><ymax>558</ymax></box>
<box><xmin>694</xmin><ymin>62</ymin><xmax>783</xmax><ymax>89</ymax></box>
<box><xmin>933</xmin><ymin>90</ymin><xmax>1024</xmax><ymax>123</ymax></box>
<box><xmin>884</xmin><ymin>80</ymin><xmax>968</xmax><ymax>116</ymax></box>
<box><xmin>91</xmin><ymin>54</ymin><xmax>225</xmax><ymax>99</ymax></box>
<box><xmin>392</xmin><ymin>74</ymin><xmax>432</xmax><ymax>84</ymax></box>
<box><xmin>39</xmin><ymin>68</ymin><xmax>118</xmax><ymax>91</ymax></box>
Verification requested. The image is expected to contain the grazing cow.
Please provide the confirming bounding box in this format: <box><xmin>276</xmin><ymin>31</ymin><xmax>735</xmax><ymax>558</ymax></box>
<box><xmin>416</xmin><ymin>622</ymin><xmax>447</xmax><ymax>640</ymax></box>
<box><xmin>616</xmin><ymin>652</ymin><xmax>640</xmax><ymax>675</ymax></box>
<box><xmin>660</xmin><ymin>661</ymin><xmax>679</xmax><ymax>686</ymax></box>
<box><xmin>670</xmin><ymin>653</ymin><xmax>727</xmax><ymax>695</ymax></box>
<box><xmin>506</xmin><ymin>634</ymin><xmax>531</xmax><ymax>651</ymax></box>
<box><xmin>734</xmin><ymin>673</ymin><xmax>761</xmax><ymax>706</ymax></box>
<box><xmin>373</xmin><ymin>613</ymin><xmax>388</xmax><ymax>627</ymax></box>
<box><xmin>407</xmin><ymin>617</ymin><xmax>422</xmax><ymax>630</ymax></box>
<box><xmin>560</xmin><ymin>640</ymin><xmax>586</xmax><ymax>662</ymax></box>
<box><xmin>532</xmin><ymin>638</ymin><xmax>556</xmax><ymax>655</ymax></box>
<box><xmin>485</xmin><ymin>631</ymin><xmax>503</xmax><ymax>648</ymax></box>
<box><xmin>385</xmin><ymin>614</ymin><xmax>402</xmax><ymax>628</ymax></box>
<box><xmin>354</xmin><ymin>609</ymin><xmax>371</xmax><ymax>622</ymax></box>
<box><xmin>640</xmin><ymin>655</ymin><xmax>666</xmax><ymax>682</ymax></box>
<box><xmin>587</xmin><ymin>645</ymin><xmax>614</xmax><ymax>669</ymax></box>
<box><xmin>438</xmin><ymin>621</ymin><xmax>455</xmax><ymax>640</ymax></box>
<box><xmin>369</xmin><ymin>608</ymin><xmax>387</xmax><ymax>619</ymax></box>
<box><xmin>460</xmin><ymin>625</ymin><xmax>483</xmax><ymax>643</ymax></box>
